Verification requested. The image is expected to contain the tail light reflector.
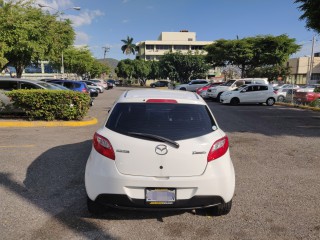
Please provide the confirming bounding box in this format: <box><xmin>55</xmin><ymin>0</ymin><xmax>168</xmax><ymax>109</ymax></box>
<box><xmin>207</xmin><ymin>136</ymin><xmax>229</xmax><ymax>162</ymax></box>
<box><xmin>93</xmin><ymin>132</ymin><xmax>115</xmax><ymax>160</ymax></box>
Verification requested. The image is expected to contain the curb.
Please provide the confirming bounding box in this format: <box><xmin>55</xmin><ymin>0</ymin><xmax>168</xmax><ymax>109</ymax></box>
<box><xmin>0</xmin><ymin>117</ymin><xmax>98</xmax><ymax>128</ymax></box>
<box><xmin>275</xmin><ymin>102</ymin><xmax>320</xmax><ymax>112</ymax></box>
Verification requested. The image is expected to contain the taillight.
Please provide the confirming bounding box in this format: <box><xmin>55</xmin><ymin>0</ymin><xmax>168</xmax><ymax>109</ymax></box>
<box><xmin>207</xmin><ymin>136</ymin><xmax>229</xmax><ymax>162</ymax></box>
<box><xmin>93</xmin><ymin>132</ymin><xmax>115</xmax><ymax>160</ymax></box>
<box><xmin>274</xmin><ymin>90</ymin><xmax>278</xmax><ymax>94</ymax></box>
<box><xmin>82</xmin><ymin>88</ymin><xmax>87</xmax><ymax>93</ymax></box>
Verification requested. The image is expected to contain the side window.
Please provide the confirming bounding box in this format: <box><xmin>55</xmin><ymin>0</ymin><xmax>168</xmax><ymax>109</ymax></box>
<box><xmin>0</xmin><ymin>81</ymin><xmax>18</xmax><ymax>90</ymax></box>
<box><xmin>246</xmin><ymin>86</ymin><xmax>254</xmax><ymax>92</ymax></box>
<box><xmin>20</xmin><ymin>82</ymin><xmax>40</xmax><ymax>89</ymax></box>
<box><xmin>74</xmin><ymin>83</ymin><xmax>81</xmax><ymax>88</ymax></box>
<box><xmin>252</xmin><ymin>86</ymin><xmax>259</xmax><ymax>91</ymax></box>
<box><xmin>259</xmin><ymin>86</ymin><xmax>268</xmax><ymax>91</ymax></box>
<box><xmin>63</xmin><ymin>82</ymin><xmax>73</xmax><ymax>89</ymax></box>
<box><xmin>244</xmin><ymin>80</ymin><xmax>252</xmax><ymax>85</ymax></box>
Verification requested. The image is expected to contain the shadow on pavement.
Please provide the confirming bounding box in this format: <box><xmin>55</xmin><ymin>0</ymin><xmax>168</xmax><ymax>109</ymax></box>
<box><xmin>0</xmin><ymin>140</ymin><xmax>186</xmax><ymax>238</ymax></box>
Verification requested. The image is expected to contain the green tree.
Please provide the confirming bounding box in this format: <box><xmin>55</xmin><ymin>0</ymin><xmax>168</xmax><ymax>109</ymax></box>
<box><xmin>63</xmin><ymin>46</ymin><xmax>94</xmax><ymax>76</ymax></box>
<box><xmin>0</xmin><ymin>42</ymin><xmax>9</xmax><ymax>70</ymax></box>
<box><xmin>0</xmin><ymin>0</ymin><xmax>75</xmax><ymax>78</ymax></box>
<box><xmin>159</xmin><ymin>51</ymin><xmax>210</xmax><ymax>83</ymax></box>
<box><xmin>295</xmin><ymin>0</ymin><xmax>320</xmax><ymax>34</ymax></box>
<box><xmin>205</xmin><ymin>35</ymin><xmax>300</xmax><ymax>78</ymax></box>
<box><xmin>115</xmin><ymin>59</ymin><xmax>135</xmax><ymax>81</ymax></box>
<box><xmin>132</xmin><ymin>59</ymin><xmax>151</xmax><ymax>86</ymax></box>
<box><xmin>121</xmin><ymin>36</ymin><xmax>136</xmax><ymax>55</ymax></box>
<box><xmin>148</xmin><ymin>60</ymin><xmax>161</xmax><ymax>80</ymax></box>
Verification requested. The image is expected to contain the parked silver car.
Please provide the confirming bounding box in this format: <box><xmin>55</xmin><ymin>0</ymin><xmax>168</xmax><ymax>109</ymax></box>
<box><xmin>174</xmin><ymin>79</ymin><xmax>209</xmax><ymax>92</ymax></box>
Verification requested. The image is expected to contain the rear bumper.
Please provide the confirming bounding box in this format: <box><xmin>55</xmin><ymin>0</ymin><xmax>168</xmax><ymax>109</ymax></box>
<box><xmin>85</xmin><ymin>148</ymin><xmax>235</xmax><ymax>209</ymax></box>
<box><xmin>94</xmin><ymin>194</ymin><xmax>224</xmax><ymax>210</ymax></box>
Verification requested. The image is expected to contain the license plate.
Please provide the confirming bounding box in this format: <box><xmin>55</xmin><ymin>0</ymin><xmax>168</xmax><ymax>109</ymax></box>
<box><xmin>145</xmin><ymin>188</ymin><xmax>176</xmax><ymax>205</ymax></box>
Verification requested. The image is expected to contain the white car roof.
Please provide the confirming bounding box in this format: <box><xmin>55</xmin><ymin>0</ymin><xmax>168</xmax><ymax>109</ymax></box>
<box><xmin>119</xmin><ymin>89</ymin><xmax>206</xmax><ymax>104</ymax></box>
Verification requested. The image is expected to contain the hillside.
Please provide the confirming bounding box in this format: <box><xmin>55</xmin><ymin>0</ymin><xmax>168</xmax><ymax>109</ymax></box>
<box><xmin>97</xmin><ymin>58</ymin><xmax>119</xmax><ymax>78</ymax></box>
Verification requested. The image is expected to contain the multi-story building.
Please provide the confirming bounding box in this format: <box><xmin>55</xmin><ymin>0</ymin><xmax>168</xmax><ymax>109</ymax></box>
<box><xmin>287</xmin><ymin>55</ymin><xmax>320</xmax><ymax>85</ymax></box>
<box><xmin>136</xmin><ymin>31</ymin><xmax>223</xmax><ymax>80</ymax></box>
<box><xmin>136</xmin><ymin>30</ymin><xmax>213</xmax><ymax>61</ymax></box>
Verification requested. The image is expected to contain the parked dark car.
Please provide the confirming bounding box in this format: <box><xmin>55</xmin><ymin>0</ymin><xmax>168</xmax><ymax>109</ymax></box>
<box><xmin>150</xmin><ymin>80</ymin><xmax>169</xmax><ymax>88</ymax></box>
<box><xmin>43</xmin><ymin>79</ymin><xmax>94</xmax><ymax>106</ymax></box>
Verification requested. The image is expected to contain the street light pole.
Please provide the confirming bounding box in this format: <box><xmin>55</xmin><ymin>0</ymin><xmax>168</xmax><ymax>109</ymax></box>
<box><xmin>308</xmin><ymin>36</ymin><xmax>316</xmax><ymax>85</ymax></box>
<box><xmin>38</xmin><ymin>4</ymin><xmax>80</xmax><ymax>75</ymax></box>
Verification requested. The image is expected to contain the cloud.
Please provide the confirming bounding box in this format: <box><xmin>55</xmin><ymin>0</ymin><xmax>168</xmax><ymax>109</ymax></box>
<box><xmin>37</xmin><ymin>0</ymin><xmax>104</xmax><ymax>27</ymax></box>
<box><xmin>122</xmin><ymin>19</ymin><xmax>129</xmax><ymax>24</ymax></box>
<box><xmin>64</xmin><ymin>10</ymin><xmax>104</xmax><ymax>27</ymax></box>
<box><xmin>75</xmin><ymin>31</ymin><xmax>90</xmax><ymax>45</ymax></box>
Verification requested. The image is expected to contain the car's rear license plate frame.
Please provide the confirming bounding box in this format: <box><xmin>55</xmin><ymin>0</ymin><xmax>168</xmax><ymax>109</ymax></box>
<box><xmin>145</xmin><ymin>188</ymin><xmax>176</xmax><ymax>205</ymax></box>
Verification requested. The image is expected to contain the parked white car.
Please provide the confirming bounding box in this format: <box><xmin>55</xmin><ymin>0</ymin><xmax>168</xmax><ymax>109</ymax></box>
<box><xmin>220</xmin><ymin>84</ymin><xmax>276</xmax><ymax>106</ymax></box>
<box><xmin>207</xmin><ymin>78</ymin><xmax>269</xmax><ymax>101</ymax></box>
<box><xmin>174</xmin><ymin>79</ymin><xmax>209</xmax><ymax>92</ymax></box>
<box><xmin>85</xmin><ymin>89</ymin><xmax>235</xmax><ymax>215</ymax></box>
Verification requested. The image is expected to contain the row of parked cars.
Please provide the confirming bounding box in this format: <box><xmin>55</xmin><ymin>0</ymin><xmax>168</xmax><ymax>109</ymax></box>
<box><xmin>0</xmin><ymin>77</ymin><xmax>116</xmax><ymax>112</ymax></box>
<box><xmin>273</xmin><ymin>84</ymin><xmax>320</xmax><ymax>104</ymax></box>
<box><xmin>173</xmin><ymin>78</ymin><xmax>276</xmax><ymax>106</ymax></box>
<box><xmin>173</xmin><ymin>78</ymin><xmax>320</xmax><ymax>106</ymax></box>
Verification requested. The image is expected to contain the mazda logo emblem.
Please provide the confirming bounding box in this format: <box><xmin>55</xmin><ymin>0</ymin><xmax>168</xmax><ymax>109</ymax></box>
<box><xmin>155</xmin><ymin>144</ymin><xmax>168</xmax><ymax>155</ymax></box>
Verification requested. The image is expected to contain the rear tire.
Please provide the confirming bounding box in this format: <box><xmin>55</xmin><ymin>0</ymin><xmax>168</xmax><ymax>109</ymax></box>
<box><xmin>277</xmin><ymin>95</ymin><xmax>285</xmax><ymax>102</ymax></box>
<box><xmin>230</xmin><ymin>98</ymin><xmax>240</xmax><ymax>105</ymax></box>
<box><xmin>207</xmin><ymin>200</ymin><xmax>232</xmax><ymax>216</ymax></box>
<box><xmin>266</xmin><ymin>97</ymin><xmax>275</xmax><ymax>106</ymax></box>
<box><xmin>180</xmin><ymin>87</ymin><xmax>186</xmax><ymax>91</ymax></box>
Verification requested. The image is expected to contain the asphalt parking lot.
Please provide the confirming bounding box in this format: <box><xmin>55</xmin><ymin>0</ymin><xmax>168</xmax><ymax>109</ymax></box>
<box><xmin>1</xmin><ymin>87</ymin><xmax>319</xmax><ymax>240</ymax></box>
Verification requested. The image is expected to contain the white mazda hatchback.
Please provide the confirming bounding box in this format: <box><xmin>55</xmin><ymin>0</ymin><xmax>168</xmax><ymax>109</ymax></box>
<box><xmin>85</xmin><ymin>89</ymin><xmax>235</xmax><ymax>215</ymax></box>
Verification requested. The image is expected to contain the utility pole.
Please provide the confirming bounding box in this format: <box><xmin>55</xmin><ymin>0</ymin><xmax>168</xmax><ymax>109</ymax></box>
<box><xmin>102</xmin><ymin>46</ymin><xmax>110</xmax><ymax>59</ymax></box>
<box><xmin>308</xmin><ymin>36</ymin><xmax>316</xmax><ymax>85</ymax></box>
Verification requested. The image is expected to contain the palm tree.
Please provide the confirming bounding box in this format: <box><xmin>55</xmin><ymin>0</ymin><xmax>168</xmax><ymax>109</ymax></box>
<box><xmin>121</xmin><ymin>36</ymin><xmax>136</xmax><ymax>55</ymax></box>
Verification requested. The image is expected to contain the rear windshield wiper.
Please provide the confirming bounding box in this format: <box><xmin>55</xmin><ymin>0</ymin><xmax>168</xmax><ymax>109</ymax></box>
<box><xmin>127</xmin><ymin>132</ymin><xmax>179</xmax><ymax>149</ymax></box>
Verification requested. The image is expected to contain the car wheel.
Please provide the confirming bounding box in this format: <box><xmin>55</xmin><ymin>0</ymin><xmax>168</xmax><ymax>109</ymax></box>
<box><xmin>151</xmin><ymin>85</ymin><xmax>155</xmax><ymax>88</ymax></box>
<box><xmin>180</xmin><ymin>87</ymin><xmax>186</xmax><ymax>91</ymax></box>
<box><xmin>230</xmin><ymin>98</ymin><xmax>240</xmax><ymax>105</ymax></box>
<box><xmin>207</xmin><ymin>200</ymin><xmax>232</xmax><ymax>216</ymax></box>
<box><xmin>277</xmin><ymin>95</ymin><xmax>285</xmax><ymax>102</ymax></box>
<box><xmin>266</xmin><ymin>97</ymin><xmax>275</xmax><ymax>106</ymax></box>
<box><xmin>87</xmin><ymin>196</ymin><xmax>106</xmax><ymax>215</ymax></box>
<box><xmin>216</xmin><ymin>92</ymin><xmax>223</xmax><ymax>102</ymax></box>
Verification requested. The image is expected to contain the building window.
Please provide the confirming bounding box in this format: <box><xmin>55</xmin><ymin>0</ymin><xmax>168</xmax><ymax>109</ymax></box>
<box><xmin>191</xmin><ymin>45</ymin><xmax>204</xmax><ymax>50</ymax></box>
<box><xmin>174</xmin><ymin>45</ymin><xmax>189</xmax><ymax>50</ymax></box>
<box><xmin>312</xmin><ymin>73</ymin><xmax>320</xmax><ymax>81</ymax></box>
<box><xmin>188</xmin><ymin>38</ymin><xmax>193</xmax><ymax>41</ymax></box>
<box><xmin>156</xmin><ymin>45</ymin><xmax>171</xmax><ymax>50</ymax></box>
<box><xmin>146</xmin><ymin>45</ymin><xmax>154</xmax><ymax>50</ymax></box>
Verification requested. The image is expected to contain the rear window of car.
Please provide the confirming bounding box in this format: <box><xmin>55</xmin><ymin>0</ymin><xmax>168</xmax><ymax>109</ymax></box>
<box><xmin>106</xmin><ymin>103</ymin><xmax>216</xmax><ymax>141</ymax></box>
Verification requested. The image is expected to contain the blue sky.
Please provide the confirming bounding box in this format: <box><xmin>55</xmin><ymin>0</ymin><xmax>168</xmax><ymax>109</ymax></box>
<box><xmin>36</xmin><ymin>0</ymin><xmax>320</xmax><ymax>60</ymax></box>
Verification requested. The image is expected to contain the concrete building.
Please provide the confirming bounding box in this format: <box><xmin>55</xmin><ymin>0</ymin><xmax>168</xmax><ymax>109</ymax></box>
<box><xmin>136</xmin><ymin>30</ymin><xmax>213</xmax><ymax>61</ymax></box>
<box><xmin>136</xmin><ymin>31</ymin><xmax>223</xmax><ymax>80</ymax></box>
<box><xmin>287</xmin><ymin>55</ymin><xmax>320</xmax><ymax>85</ymax></box>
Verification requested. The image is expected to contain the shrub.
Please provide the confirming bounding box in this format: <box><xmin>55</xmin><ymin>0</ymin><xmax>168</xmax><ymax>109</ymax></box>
<box><xmin>5</xmin><ymin>90</ymin><xmax>91</xmax><ymax>121</ymax></box>
<box><xmin>309</xmin><ymin>99</ymin><xmax>320</xmax><ymax>108</ymax></box>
